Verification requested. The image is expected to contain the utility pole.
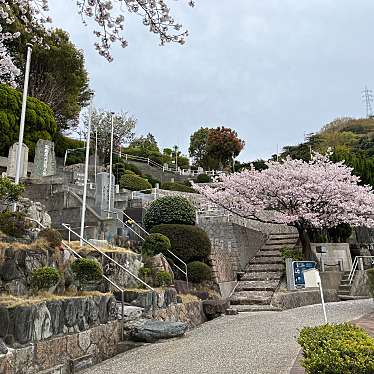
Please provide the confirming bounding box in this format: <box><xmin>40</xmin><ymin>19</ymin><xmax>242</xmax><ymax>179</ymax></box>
<box><xmin>80</xmin><ymin>100</ymin><xmax>93</xmax><ymax>245</ymax></box>
<box><xmin>108</xmin><ymin>112</ymin><xmax>115</xmax><ymax>218</ymax></box>
<box><xmin>13</xmin><ymin>44</ymin><xmax>32</xmax><ymax>211</ymax></box>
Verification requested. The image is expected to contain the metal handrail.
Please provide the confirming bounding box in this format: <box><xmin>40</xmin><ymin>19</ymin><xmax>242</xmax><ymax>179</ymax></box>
<box><xmin>25</xmin><ymin>218</ymin><xmax>126</xmax><ymax>332</ymax></box>
<box><xmin>106</xmin><ymin>210</ymin><xmax>189</xmax><ymax>286</ymax></box>
<box><xmin>348</xmin><ymin>256</ymin><xmax>374</xmax><ymax>285</ymax></box>
<box><xmin>62</xmin><ymin>223</ymin><xmax>155</xmax><ymax>292</ymax></box>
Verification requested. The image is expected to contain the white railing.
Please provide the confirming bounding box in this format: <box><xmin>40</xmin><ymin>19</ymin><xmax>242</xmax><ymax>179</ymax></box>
<box><xmin>348</xmin><ymin>256</ymin><xmax>374</xmax><ymax>285</ymax></box>
<box><xmin>106</xmin><ymin>210</ymin><xmax>189</xmax><ymax>286</ymax></box>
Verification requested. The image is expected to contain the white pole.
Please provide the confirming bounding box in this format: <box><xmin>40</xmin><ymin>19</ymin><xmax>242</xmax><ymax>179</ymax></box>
<box><xmin>13</xmin><ymin>44</ymin><xmax>32</xmax><ymax>211</ymax></box>
<box><xmin>80</xmin><ymin>101</ymin><xmax>92</xmax><ymax>245</ymax></box>
<box><xmin>94</xmin><ymin>128</ymin><xmax>97</xmax><ymax>185</ymax></box>
<box><xmin>318</xmin><ymin>280</ymin><xmax>328</xmax><ymax>324</ymax></box>
<box><xmin>108</xmin><ymin>112</ymin><xmax>114</xmax><ymax>218</ymax></box>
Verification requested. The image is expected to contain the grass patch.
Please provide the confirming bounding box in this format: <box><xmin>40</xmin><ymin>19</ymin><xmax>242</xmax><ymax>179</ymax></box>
<box><xmin>0</xmin><ymin>239</ymin><xmax>49</xmax><ymax>252</ymax></box>
<box><xmin>180</xmin><ymin>294</ymin><xmax>199</xmax><ymax>304</ymax></box>
<box><xmin>0</xmin><ymin>291</ymin><xmax>112</xmax><ymax>308</ymax></box>
<box><xmin>68</xmin><ymin>241</ymin><xmax>134</xmax><ymax>254</ymax></box>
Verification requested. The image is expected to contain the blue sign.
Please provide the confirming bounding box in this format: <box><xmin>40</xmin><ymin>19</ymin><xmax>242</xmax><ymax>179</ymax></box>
<box><xmin>293</xmin><ymin>261</ymin><xmax>316</xmax><ymax>287</ymax></box>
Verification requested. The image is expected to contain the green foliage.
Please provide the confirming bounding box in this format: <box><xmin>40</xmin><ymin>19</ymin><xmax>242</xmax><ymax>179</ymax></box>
<box><xmin>161</xmin><ymin>182</ymin><xmax>196</xmax><ymax>193</ymax></box>
<box><xmin>150</xmin><ymin>224</ymin><xmax>211</xmax><ymax>263</ymax></box>
<box><xmin>280</xmin><ymin>247</ymin><xmax>303</xmax><ymax>261</ymax></box>
<box><xmin>38</xmin><ymin>229</ymin><xmax>62</xmax><ymax>248</ymax></box>
<box><xmin>367</xmin><ymin>269</ymin><xmax>374</xmax><ymax>298</ymax></box>
<box><xmin>144</xmin><ymin>174</ymin><xmax>160</xmax><ymax>188</ymax></box>
<box><xmin>195</xmin><ymin>174</ymin><xmax>212</xmax><ymax>183</ymax></box>
<box><xmin>71</xmin><ymin>258</ymin><xmax>103</xmax><ymax>287</ymax></box>
<box><xmin>54</xmin><ymin>134</ymin><xmax>84</xmax><ymax>158</ymax></box>
<box><xmin>144</xmin><ymin>196</ymin><xmax>196</xmax><ymax>231</ymax></box>
<box><xmin>31</xmin><ymin>267</ymin><xmax>60</xmax><ymax>291</ymax></box>
<box><xmin>139</xmin><ymin>267</ymin><xmax>152</xmax><ymax>285</ymax></box>
<box><xmin>114</xmin><ymin>161</ymin><xmax>142</xmax><ymax>183</ymax></box>
<box><xmin>119</xmin><ymin>174</ymin><xmax>152</xmax><ymax>191</ymax></box>
<box><xmin>129</xmin><ymin>133</ymin><xmax>160</xmax><ymax>155</ymax></box>
<box><xmin>189</xmin><ymin>127</ymin><xmax>210</xmax><ymax>168</ymax></box>
<box><xmin>155</xmin><ymin>271</ymin><xmax>172</xmax><ymax>287</ymax></box>
<box><xmin>0</xmin><ymin>210</ymin><xmax>28</xmax><ymax>237</ymax></box>
<box><xmin>0</xmin><ymin>177</ymin><xmax>25</xmax><ymax>205</ymax></box>
<box><xmin>5</xmin><ymin>11</ymin><xmax>92</xmax><ymax>130</ymax></box>
<box><xmin>187</xmin><ymin>261</ymin><xmax>212</xmax><ymax>283</ymax></box>
<box><xmin>142</xmin><ymin>233</ymin><xmax>171</xmax><ymax>257</ymax></box>
<box><xmin>0</xmin><ymin>84</ymin><xmax>57</xmax><ymax>158</ymax></box>
<box><xmin>298</xmin><ymin>323</ymin><xmax>374</xmax><ymax>374</ymax></box>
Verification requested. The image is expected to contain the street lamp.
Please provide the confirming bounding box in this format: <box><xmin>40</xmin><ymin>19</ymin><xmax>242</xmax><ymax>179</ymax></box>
<box><xmin>108</xmin><ymin>112</ymin><xmax>115</xmax><ymax>218</ymax></box>
<box><xmin>13</xmin><ymin>44</ymin><xmax>32</xmax><ymax>211</ymax></box>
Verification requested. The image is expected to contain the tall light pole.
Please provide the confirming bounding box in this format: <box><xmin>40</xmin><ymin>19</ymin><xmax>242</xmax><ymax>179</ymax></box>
<box><xmin>108</xmin><ymin>112</ymin><xmax>115</xmax><ymax>218</ymax></box>
<box><xmin>173</xmin><ymin>145</ymin><xmax>178</xmax><ymax>171</ymax></box>
<box><xmin>80</xmin><ymin>100</ymin><xmax>93</xmax><ymax>245</ymax></box>
<box><xmin>13</xmin><ymin>44</ymin><xmax>32</xmax><ymax>211</ymax></box>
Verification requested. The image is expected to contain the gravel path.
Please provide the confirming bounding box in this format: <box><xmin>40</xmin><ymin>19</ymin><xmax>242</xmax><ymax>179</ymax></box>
<box><xmin>85</xmin><ymin>299</ymin><xmax>373</xmax><ymax>374</ymax></box>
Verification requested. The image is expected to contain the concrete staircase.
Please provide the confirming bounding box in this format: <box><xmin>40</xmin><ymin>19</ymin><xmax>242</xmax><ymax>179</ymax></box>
<box><xmin>230</xmin><ymin>232</ymin><xmax>299</xmax><ymax>312</ymax></box>
<box><xmin>337</xmin><ymin>271</ymin><xmax>352</xmax><ymax>299</ymax></box>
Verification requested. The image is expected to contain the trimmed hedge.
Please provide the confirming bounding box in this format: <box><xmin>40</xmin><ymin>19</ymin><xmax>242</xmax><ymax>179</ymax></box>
<box><xmin>144</xmin><ymin>196</ymin><xmax>196</xmax><ymax>231</ymax></box>
<box><xmin>38</xmin><ymin>228</ymin><xmax>62</xmax><ymax>248</ymax></box>
<box><xmin>161</xmin><ymin>182</ymin><xmax>196</xmax><ymax>193</ymax></box>
<box><xmin>71</xmin><ymin>258</ymin><xmax>102</xmax><ymax>287</ymax></box>
<box><xmin>150</xmin><ymin>224</ymin><xmax>211</xmax><ymax>263</ymax></box>
<box><xmin>187</xmin><ymin>261</ymin><xmax>212</xmax><ymax>283</ymax></box>
<box><xmin>119</xmin><ymin>174</ymin><xmax>152</xmax><ymax>191</ymax></box>
<box><xmin>155</xmin><ymin>271</ymin><xmax>172</xmax><ymax>287</ymax></box>
<box><xmin>298</xmin><ymin>323</ymin><xmax>374</xmax><ymax>373</ymax></box>
<box><xmin>31</xmin><ymin>266</ymin><xmax>60</xmax><ymax>291</ymax></box>
<box><xmin>195</xmin><ymin>174</ymin><xmax>212</xmax><ymax>183</ymax></box>
<box><xmin>0</xmin><ymin>84</ymin><xmax>57</xmax><ymax>158</ymax></box>
<box><xmin>142</xmin><ymin>233</ymin><xmax>171</xmax><ymax>257</ymax></box>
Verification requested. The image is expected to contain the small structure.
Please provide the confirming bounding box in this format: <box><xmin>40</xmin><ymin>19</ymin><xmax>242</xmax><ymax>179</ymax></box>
<box><xmin>6</xmin><ymin>142</ymin><xmax>29</xmax><ymax>178</ymax></box>
<box><xmin>31</xmin><ymin>139</ymin><xmax>56</xmax><ymax>178</ymax></box>
<box><xmin>95</xmin><ymin>172</ymin><xmax>115</xmax><ymax>216</ymax></box>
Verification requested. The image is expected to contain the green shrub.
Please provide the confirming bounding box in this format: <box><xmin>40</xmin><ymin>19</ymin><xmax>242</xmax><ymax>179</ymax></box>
<box><xmin>144</xmin><ymin>196</ymin><xmax>196</xmax><ymax>231</ymax></box>
<box><xmin>280</xmin><ymin>247</ymin><xmax>303</xmax><ymax>262</ymax></box>
<box><xmin>71</xmin><ymin>258</ymin><xmax>103</xmax><ymax>287</ymax></box>
<box><xmin>119</xmin><ymin>174</ymin><xmax>152</xmax><ymax>191</ymax></box>
<box><xmin>187</xmin><ymin>261</ymin><xmax>212</xmax><ymax>283</ymax></box>
<box><xmin>144</xmin><ymin>174</ymin><xmax>160</xmax><ymax>188</ymax></box>
<box><xmin>155</xmin><ymin>271</ymin><xmax>172</xmax><ymax>287</ymax></box>
<box><xmin>161</xmin><ymin>182</ymin><xmax>196</xmax><ymax>193</ymax></box>
<box><xmin>31</xmin><ymin>266</ymin><xmax>60</xmax><ymax>291</ymax></box>
<box><xmin>139</xmin><ymin>267</ymin><xmax>152</xmax><ymax>284</ymax></box>
<box><xmin>368</xmin><ymin>269</ymin><xmax>374</xmax><ymax>297</ymax></box>
<box><xmin>142</xmin><ymin>233</ymin><xmax>171</xmax><ymax>257</ymax></box>
<box><xmin>298</xmin><ymin>323</ymin><xmax>374</xmax><ymax>374</ymax></box>
<box><xmin>0</xmin><ymin>210</ymin><xmax>28</xmax><ymax>237</ymax></box>
<box><xmin>54</xmin><ymin>134</ymin><xmax>84</xmax><ymax>158</ymax></box>
<box><xmin>122</xmin><ymin>162</ymin><xmax>142</xmax><ymax>176</ymax></box>
<box><xmin>150</xmin><ymin>224</ymin><xmax>211</xmax><ymax>263</ymax></box>
<box><xmin>124</xmin><ymin>170</ymin><xmax>136</xmax><ymax>175</ymax></box>
<box><xmin>38</xmin><ymin>228</ymin><xmax>62</xmax><ymax>248</ymax></box>
<box><xmin>195</xmin><ymin>174</ymin><xmax>212</xmax><ymax>183</ymax></box>
<box><xmin>0</xmin><ymin>177</ymin><xmax>25</xmax><ymax>205</ymax></box>
<box><xmin>0</xmin><ymin>84</ymin><xmax>58</xmax><ymax>158</ymax></box>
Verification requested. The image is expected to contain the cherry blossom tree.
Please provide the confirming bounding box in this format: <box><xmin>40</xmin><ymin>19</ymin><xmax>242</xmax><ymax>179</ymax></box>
<box><xmin>193</xmin><ymin>152</ymin><xmax>374</xmax><ymax>261</ymax></box>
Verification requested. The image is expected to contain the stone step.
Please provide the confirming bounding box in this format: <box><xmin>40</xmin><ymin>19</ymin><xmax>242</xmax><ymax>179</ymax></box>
<box><xmin>230</xmin><ymin>304</ymin><xmax>281</xmax><ymax>313</ymax></box>
<box><xmin>337</xmin><ymin>290</ymin><xmax>350</xmax><ymax>295</ymax></box>
<box><xmin>241</xmin><ymin>272</ymin><xmax>282</xmax><ymax>281</ymax></box>
<box><xmin>247</xmin><ymin>264</ymin><xmax>284</xmax><ymax>272</ymax></box>
<box><xmin>259</xmin><ymin>250</ymin><xmax>282</xmax><ymax>257</ymax></box>
<box><xmin>267</xmin><ymin>237</ymin><xmax>298</xmax><ymax>243</ymax></box>
<box><xmin>236</xmin><ymin>280</ymin><xmax>279</xmax><ymax>292</ymax></box>
<box><xmin>268</xmin><ymin>234</ymin><xmax>299</xmax><ymax>240</ymax></box>
<box><xmin>252</xmin><ymin>257</ymin><xmax>283</xmax><ymax>264</ymax></box>
<box><xmin>339</xmin><ymin>285</ymin><xmax>351</xmax><ymax>290</ymax></box>
<box><xmin>230</xmin><ymin>291</ymin><xmax>273</xmax><ymax>305</ymax></box>
<box><xmin>261</xmin><ymin>243</ymin><xmax>295</xmax><ymax>250</ymax></box>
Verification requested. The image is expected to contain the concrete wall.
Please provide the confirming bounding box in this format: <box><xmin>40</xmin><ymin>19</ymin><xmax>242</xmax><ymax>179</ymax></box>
<box><xmin>350</xmin><ymin>270</ymin><xmax>370</xmax><ymax>297</ymax></box>
<box><xmin>311</xmin><ymin>243</ymin><xmax>352</xmax><ymax>271</ymax></box>
<box><xmin>320</xmin><ymin>271</ymin><xmax>343</xmax><ymax>291</ymax></box>
<box><xmin>198</xmin><ymin>217</ymin><xmax>267</xmax><ymax>281</ymax></box>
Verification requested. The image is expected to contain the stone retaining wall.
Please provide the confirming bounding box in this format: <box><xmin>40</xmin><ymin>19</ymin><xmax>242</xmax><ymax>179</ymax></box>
<box><xmin>0</xmin><ymin>320</ymin><xmax>121</xmax><ymax>374</ymax></box>
<box><xmin>0</xmin><ymin>295</ymin><xmax>117</xmax><ymax>346</ymax></box>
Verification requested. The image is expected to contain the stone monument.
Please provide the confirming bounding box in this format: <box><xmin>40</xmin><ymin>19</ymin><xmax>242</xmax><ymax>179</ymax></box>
<box><xmin>32</xmin><ymin>139</ymin><xmax>56</xmax><ymax>177</ymax></box>
<box><xmin>6</xmin><ymin>142</ymin><xmax>29</xmax><ymax>178</ymax></box>
<box><xmin>95</xmin><ymin>172</ymin><xmax>115</xmax><ymax>215</ymax></box>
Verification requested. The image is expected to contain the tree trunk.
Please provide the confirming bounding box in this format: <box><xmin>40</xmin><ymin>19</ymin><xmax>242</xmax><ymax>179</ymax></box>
<box><xmin>296</xmin><ymin>226</ymin><xmax>318</xmax><ymax>262</ymax></box>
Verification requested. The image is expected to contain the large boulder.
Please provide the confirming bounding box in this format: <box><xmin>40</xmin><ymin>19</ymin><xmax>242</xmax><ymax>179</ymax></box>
<box><xmin>202</xmin><ymin>300</ymin><xmax>230</xmax><ymax>320</ymax></box>
<box><xmin>147</xmin><ymin>254</ymin><xmax>174</xmax><ymax>282</ymax></box>
<box><xmin>126</xmin><ymin>319</ymin><xmax>188</xmax><ymax>343</ymax></box>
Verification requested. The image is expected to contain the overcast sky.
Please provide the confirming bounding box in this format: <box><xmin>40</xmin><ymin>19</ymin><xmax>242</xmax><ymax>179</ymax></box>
<box><xmin>48</xmin><ymin>0</ymin><xmax>374</xmax><ymax>161</ymax></box>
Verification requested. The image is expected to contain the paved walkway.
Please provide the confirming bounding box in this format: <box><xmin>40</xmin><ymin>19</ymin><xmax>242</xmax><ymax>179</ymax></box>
<box><xmin>85</xmin><ymin>299</ymin><xmax>373</xmax><ymax>374</ymax></box>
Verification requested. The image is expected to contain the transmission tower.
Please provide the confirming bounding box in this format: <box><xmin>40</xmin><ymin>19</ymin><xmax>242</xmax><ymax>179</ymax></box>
<box><xmin>362</xmin><ymin>86</ymin><xmax>374</xmax><ymax>118</ymax></box>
